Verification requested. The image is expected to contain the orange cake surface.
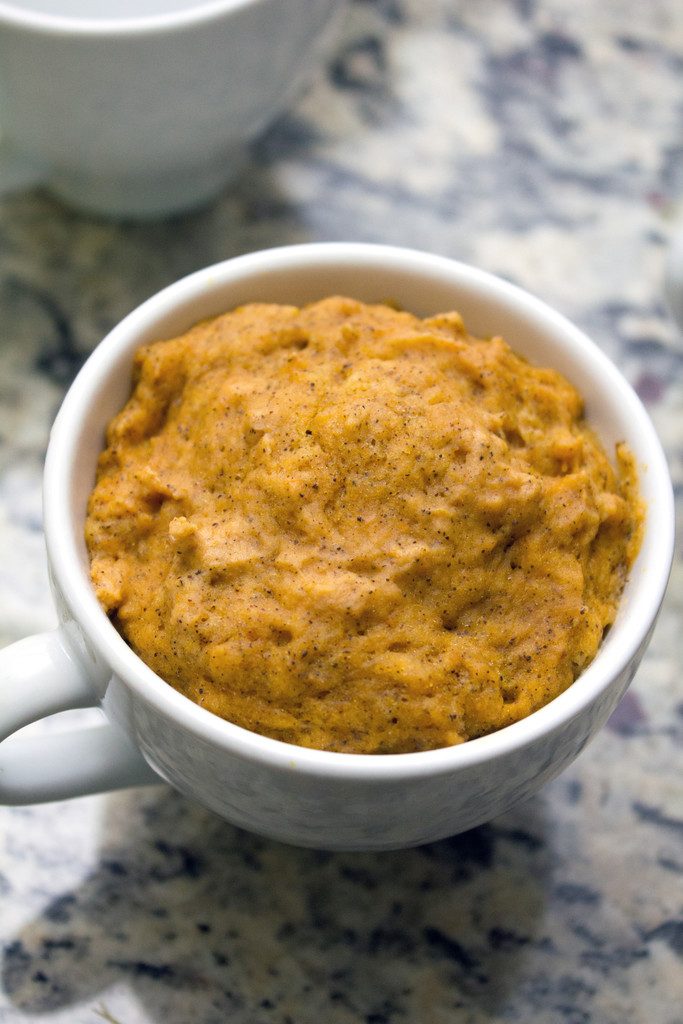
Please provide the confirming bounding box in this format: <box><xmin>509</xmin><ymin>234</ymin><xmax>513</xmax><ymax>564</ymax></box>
<box><xmin>85</xmin><ymin>297</ymin><xmax>642</xmax><ymax>752</ymax></box>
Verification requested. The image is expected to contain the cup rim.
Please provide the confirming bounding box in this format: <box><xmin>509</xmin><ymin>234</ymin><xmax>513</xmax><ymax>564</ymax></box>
<box><xmin>0</xmin><ymin>0</ymin><xmax>273</xmax><ymax>37</ymax></box>
<box><xmin>44</xmin><ymin>242</ymin><xmax>675</xmax><ymax>781</ymax></box>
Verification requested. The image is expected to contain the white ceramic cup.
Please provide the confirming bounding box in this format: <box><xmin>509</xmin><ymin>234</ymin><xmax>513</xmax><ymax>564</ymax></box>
<box><xmin>0</xmin><ymin>243</ymin><xmax>674</xmax><ymax>850</ymax></box>
<box><xmin>0</xmin><ymin>0</ymin><xmax>343</xmax><ymax>217</ymax></box>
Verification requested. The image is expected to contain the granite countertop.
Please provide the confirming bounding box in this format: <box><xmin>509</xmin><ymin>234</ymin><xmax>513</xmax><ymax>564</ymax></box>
<box><xmin>1</xmin><ymin>1</ymin><xmax>682</xmax><ymax>1022</ymax></box>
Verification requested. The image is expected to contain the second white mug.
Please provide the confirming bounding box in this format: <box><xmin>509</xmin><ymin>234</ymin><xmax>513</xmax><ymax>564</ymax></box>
<box><xmin>0</xmin><ymin>0</ymin><xmax>344</xmax><ymax>217</ymax></box>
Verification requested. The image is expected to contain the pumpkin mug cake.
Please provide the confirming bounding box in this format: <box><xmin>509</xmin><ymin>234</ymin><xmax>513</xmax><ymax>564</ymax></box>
<box><xmin>85</xmin><ymin>297</ymin><xmax>642</xmax><ymax>754</ymax></box>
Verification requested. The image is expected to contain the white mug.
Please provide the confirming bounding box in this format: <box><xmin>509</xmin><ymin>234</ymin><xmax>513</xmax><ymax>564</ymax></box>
<box><xmin>0</xmin><ymin>244</ymin><xmax>674</xmax><ymax>850</ymax></box>
<box><xmin>0</xmin><ymin>0</ymin><xmax>343</xmax><ymax>217</ymax></box>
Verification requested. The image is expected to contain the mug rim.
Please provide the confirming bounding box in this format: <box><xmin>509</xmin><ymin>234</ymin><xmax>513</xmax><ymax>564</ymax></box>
<box><xmin>0</xmin><ymin>0</ymin><xmax>279</xmax><ymax>38</ymax></box>
<box><xmin>44</xmin><ymin>242</ymin><xmax>675</xmax><ymax>781</ymax></box>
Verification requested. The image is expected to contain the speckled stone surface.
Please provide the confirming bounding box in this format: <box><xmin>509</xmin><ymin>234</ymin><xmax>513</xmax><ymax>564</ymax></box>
<box><xmin>1</xmin><ymin>1</ymin><xmax>682</xmax><ymax>1022</ymax></box>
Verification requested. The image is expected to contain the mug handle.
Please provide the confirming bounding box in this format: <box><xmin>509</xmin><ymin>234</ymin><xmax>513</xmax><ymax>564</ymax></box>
<box><xmin>0</xmin><ymin>629</ymin><xmax>159</xmax><ymax>804</ymax></box>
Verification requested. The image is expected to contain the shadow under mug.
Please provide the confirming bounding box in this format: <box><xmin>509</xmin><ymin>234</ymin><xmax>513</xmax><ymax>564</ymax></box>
<box><xmin>0</xmin><ymin>243</ymin><xmax>674</xmax><ymax>850</ymax></box>
<box><xmin>0</xmin><ymin>0</ymin><xmax>343</xmax><ymax>217</ymax></box>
